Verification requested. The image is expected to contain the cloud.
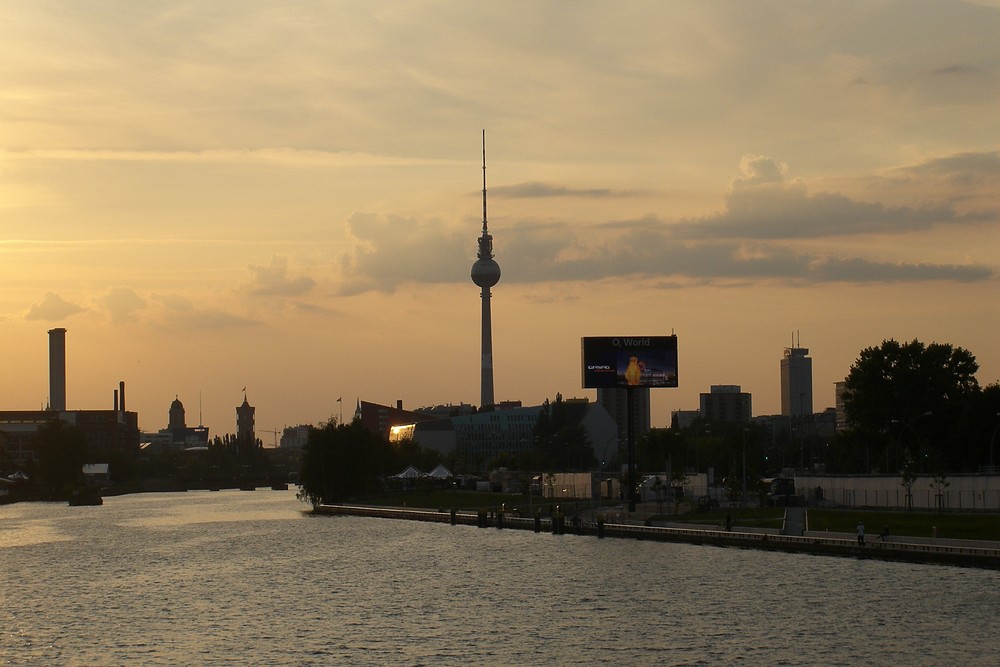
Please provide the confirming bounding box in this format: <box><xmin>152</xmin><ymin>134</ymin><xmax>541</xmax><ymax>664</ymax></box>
<box><xmin>157</xmin><ymin>308</ymin><xmax>259</xmax><ymax>332</ymax></box>
<box><xmin>337</xmin><ymin>213</ymin><xmax>470</xmax><ymax>294</ymax></box>
<box><xmin>889</xmin><ymin>151</ymin><xmax>1000</xmax><ymax>180</ymax></box>
<box><xmin>151</xmin><ymin>293</ymin><xmax>195</xmax><ymax>312</ymax></box>
<box><xmin>490</xmin><ymin>181</ymin><xmax>638</xmax><ymax>199</ymax></box>
<box><xmin>809</xmin><ymin>257</ymin><xmax>991</xmax><ymax>283</ymax></box>
<box><xmin>931</xmin><ymin>64</ymin><xmax>981</xmax><ymax>76</ymax></box>
<box><xmin>331</xmin><ymin>154</ymin><xmax>997</xmax><ymax>292</ymax></box>
<box><xmin>729</xmin><ymin>155</ymin><xmax>787</xmax><ymax>189</ymax></box>
<box><xmin>25</xmin><ymin>292</ymin><xmax>84</xmax><ymax>321</ymax></box>
<box><xmin>246</xmin><ymin>255</ymin><xmax>316</xmax><ymax>297</ymax></box>
<box><xmin>148</xmin><ymin>292</ymin><xmax>257</xmax><ymax>331</ymax></box>
<box><xmin>99</xmin><ymin>287</ymin><xmax>146</xmax><ymax>324</ymax></box>
<box><xmin>336</xmin><ymin>207</ymin><xmax>993</xmax><ymax>290</ymax></box>
<box><xmin>671</xmin><ymin>154</ymin><xmax>994</xmax><ymax>240</ymax></box>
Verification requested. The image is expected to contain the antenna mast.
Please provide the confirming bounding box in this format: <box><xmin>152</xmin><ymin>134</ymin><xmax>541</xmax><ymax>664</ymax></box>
<box><xmin>482</xmin><ymin>129</ymin><xmax>488</xmax><ymax>234</ymax></box>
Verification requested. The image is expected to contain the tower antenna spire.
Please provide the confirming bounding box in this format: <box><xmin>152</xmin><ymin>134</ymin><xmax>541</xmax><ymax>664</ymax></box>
<box><xmin>482</xmin><ymin>129</ymin><xmax>488</xmax><ymax>234</ymax></box>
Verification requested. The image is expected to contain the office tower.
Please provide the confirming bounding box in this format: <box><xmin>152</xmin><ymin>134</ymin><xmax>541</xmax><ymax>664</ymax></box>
<box><xmin>700</xmin><ymin>385</ymin><xmax>752</xmax><ymax>423</ymax></box>
<box><xmin>780</xmin><ymin>343</ymin><xmax>813</xmax><ymax>417</ymax></box>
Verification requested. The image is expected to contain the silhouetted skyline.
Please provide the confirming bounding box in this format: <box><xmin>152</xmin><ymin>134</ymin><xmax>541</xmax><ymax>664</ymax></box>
<box><xmin>1</xmin><ymin>3</ymin><xmax>998</xmax><ymax>433</ymax></box>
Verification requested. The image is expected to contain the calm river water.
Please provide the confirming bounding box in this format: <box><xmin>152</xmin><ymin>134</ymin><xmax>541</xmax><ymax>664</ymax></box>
<box><xmin>2</xmin><ymin>490</ymin><xmax>998</xmax><ymax>666</ymax></box>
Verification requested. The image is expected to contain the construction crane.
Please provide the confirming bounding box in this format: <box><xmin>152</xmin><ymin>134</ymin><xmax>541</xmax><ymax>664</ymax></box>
<box><xmin>261</xmin><ymin>429</ymin><xmax>280</xmax><ymax>448</ymax></box>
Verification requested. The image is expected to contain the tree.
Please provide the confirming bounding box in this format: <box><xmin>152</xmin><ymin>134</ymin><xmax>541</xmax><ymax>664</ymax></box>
<box><xmin>843</xmin><ymin>339</ymin><xmax>981</xmax><ymax>472</ymax></box>
<box><xmin>298</xmin><ymin>420</ymin><xmax>391</xmax><ymax>506</ymax></box>
<box><xmin>532</xmin><ymin>396</ymin><xmax>596</xmax><ymax>471</ymax></box>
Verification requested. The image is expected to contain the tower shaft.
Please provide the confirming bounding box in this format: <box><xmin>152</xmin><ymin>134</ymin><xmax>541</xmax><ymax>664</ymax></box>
<box><xmin>480</xmin><ymin>284</ymin><xmax>495</xmax><ymax>408</ymax></box>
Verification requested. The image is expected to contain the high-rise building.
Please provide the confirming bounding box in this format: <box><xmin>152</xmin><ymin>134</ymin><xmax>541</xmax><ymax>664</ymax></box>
<box><xmin>700</xmin><ymin>385</ymin><xmax>752</xmax><ymax>423</ymax></box>
<box><xmin>780</xmin><ymin>344</ymin><xmax>813</xmax><ymax>417</ymax></box>
<box><xmin>597</xmin><ymin>387</ymin><xmax>650</xmax><ymax>457</ymax></box>
<box><xmin>470</xmin><ymin>131</ymin><xmax>501</xmax><ymax>409</ymax></box>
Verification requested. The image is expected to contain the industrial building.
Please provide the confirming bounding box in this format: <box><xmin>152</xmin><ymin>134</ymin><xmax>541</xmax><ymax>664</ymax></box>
<box><xmin>0</xmin><ymin>329</ymin><xmax>140</xmax><ymax>469</ymax></box>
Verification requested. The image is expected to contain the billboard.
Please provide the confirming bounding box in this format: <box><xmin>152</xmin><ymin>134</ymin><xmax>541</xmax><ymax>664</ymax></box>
<box><xmin>581</xmin><ymin>336</ymin><xmax>678</xmax><ymax>389</ymax></box>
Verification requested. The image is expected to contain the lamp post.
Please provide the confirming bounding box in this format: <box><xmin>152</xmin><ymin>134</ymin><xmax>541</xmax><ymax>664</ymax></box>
<box><xmin>891</xmin><ymin>411</ymin><xmax>932</xmax><ymax>472</ymax></box>
<box><xmin>741</xmin><ymin>427</ymin><xmax>749</xmax><ymax>506</ymax></box>
<box><xmin>989</xmin><ymin>413</ymin><xmax>1000</xmax><ymax>471</ymax></box>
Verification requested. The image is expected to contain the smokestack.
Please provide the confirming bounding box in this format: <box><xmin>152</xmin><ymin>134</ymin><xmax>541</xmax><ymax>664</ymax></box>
<box><xmin>114</xmin><ymin>389</ymin><xmax>119</xmax><ymax>411</ymax></box>
<box><xmin>48</xmin><ymin>328</ymin><xmax>67</xmax><ymax>411</ymax></box>
<box><xmin>119</xmin><ymin>381</ymin><xmax>126</xmax><ymax>414</ymax></box>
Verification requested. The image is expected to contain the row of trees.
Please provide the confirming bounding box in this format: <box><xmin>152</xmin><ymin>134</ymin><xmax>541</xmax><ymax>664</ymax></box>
<box><xmin>3</xmin><ymin>423</ymin><xmax>300</xmax><ymax>502</ymax></box>
<box><xmin>298</xmin><ymin>420</ymin><xmax>445</xmax><ymax>505</ymax></box>
<box><xmin>298</xmin><ymin>396</ymin><xmax>602</xmax><ymax>505</ymax></box>
<box><xmin>634</xmin><ymin>339</ymin><xmax>1000</xmax><ymax>481</ymax></box>
<box><xmin>839</xmin><ymin>339</ymin><xmax>999</xmax><ymax>474</ymax></box>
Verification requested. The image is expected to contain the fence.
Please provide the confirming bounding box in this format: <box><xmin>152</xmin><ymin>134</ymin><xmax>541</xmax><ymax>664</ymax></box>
<box><xmin>797</xmin><ymin>475</ymin><xmax>1000</xmax><ymax>511</ymax></box>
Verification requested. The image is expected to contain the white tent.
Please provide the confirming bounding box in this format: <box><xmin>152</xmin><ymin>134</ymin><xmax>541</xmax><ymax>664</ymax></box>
<box><xmin>392</xmin><ymin>465</ymin><xmax>423</xmax><ymax>479</ymax></box>
<box><xmin>427</xmin><ymin>464</ymin><xmax>452</xmax><ymax>479</ymax></box>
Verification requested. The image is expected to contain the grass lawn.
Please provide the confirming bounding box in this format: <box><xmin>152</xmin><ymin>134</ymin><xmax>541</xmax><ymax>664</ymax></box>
<box><xmin>664</xmin><ymin>508</ymin><xmax>786</xmax><ymax>530</ymax></box>
<box><xmin>808</xmin><ymin>508</ymin><xmax>1000</xmax><ymax>541</ymax></box>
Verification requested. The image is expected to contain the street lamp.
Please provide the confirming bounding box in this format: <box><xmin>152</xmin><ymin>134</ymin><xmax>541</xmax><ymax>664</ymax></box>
<box><xmin>989</xmin><ymin>413</ymin><xmax>1000</xmax><ymax>470</ymax></box>
<box><xmin>741</xmin><ymin>427</ymin><xmax>749</xmax><ymax>505</ymax></box>
<box><xmin>891</xmin><ymin>411</ymin><xmax>932</xmax><ymax>472</ymax></box>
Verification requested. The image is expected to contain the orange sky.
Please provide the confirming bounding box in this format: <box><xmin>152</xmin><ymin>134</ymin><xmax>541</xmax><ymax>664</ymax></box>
<box><xmin>2</xmin><ymin>2</ymin><xmax>999</xmax><ymax>434</ymax></box>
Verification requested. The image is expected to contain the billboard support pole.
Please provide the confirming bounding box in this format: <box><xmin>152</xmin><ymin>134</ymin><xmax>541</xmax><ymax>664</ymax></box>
<box><xmin>627</xmin><ymin>386</ymin><xmax>636</xmax><ymax>512</ymax></box>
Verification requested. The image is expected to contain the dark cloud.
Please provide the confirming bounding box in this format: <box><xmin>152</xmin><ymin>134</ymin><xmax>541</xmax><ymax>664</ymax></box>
<box><xmin>891</xmin><ymin>151</ymin><xmax>1000</xmax><ymax>178</ymax></box>
<box><xmin>810</xmin><ymin>257</ymin><xmax>991</xmax><ymax>283</ymax></box>
<box><xmin>334</xmin><ymin>155</ymin><xmax>996</xmax><ymax>292</ymax></box>
<box><xmin>490</xmin><ymin>181</ymin><xmax>637</xmax><ymax>199</ymax></box>
<box><xmin>670</xmin><ymin>153</ymin><xmax>997</xmax><ymax>240</ymax></box>
<box><xmin>931</xmin><ymin>64</ymin><xmax>981</xmax><ymax>76</ymax></box>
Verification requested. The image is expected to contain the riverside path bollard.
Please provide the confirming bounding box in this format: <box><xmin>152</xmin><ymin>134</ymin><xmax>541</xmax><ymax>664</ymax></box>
<box><xmin>450</xmin><ymin>508</ymin><xmax>456</xmax><ymax>525</ymax></box>
<box><xmin>597</xmin><ymin>514</ymin><xmax>605</xmax><ymax>538</ymax></box>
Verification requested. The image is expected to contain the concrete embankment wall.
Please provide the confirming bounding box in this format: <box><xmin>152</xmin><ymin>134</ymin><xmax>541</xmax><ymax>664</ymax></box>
<box><xmin>314</xmin><ymin>504</ymin><xmax>1000</xmax><ymax>570</ymax></box>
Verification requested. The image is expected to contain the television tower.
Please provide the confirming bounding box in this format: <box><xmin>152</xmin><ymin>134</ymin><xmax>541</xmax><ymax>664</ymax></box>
<box><xmin>470</xmin><ymin>131</ymin><xmax>501</xmax><ymax>409</ymax></box>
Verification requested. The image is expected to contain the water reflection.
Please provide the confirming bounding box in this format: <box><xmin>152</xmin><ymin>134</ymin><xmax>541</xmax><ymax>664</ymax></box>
<box><xmin>2</xmin><ymin>491</ymin><xmax>999</xmax><ymax>666</ymax></box>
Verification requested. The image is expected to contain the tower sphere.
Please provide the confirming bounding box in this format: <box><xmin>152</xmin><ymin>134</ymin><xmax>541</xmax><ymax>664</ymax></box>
<box><xmin>471</xmin><ymin>257</ymin><xmax>501</xmax><ymax>288</ymax></box>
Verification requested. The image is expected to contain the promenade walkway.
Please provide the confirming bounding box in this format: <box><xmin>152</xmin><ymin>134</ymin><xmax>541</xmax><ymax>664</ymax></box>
<box><xmin>316</xmin><ymin>503</ymin><xmax>1000</xmax><ymax>570</ymax></box>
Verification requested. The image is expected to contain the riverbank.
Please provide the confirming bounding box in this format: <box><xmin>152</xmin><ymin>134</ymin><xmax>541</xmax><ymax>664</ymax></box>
<box><xmin>315</xmin><ymin>503</ymin><xmax>1000</xmax><ymax>570</ymax></box>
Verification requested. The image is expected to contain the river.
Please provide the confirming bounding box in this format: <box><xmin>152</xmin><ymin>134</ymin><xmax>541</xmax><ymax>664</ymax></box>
<box><xmin>2</xmin><ymin>490</ymin><xmax>998</xmax><ymax>665</ymax></box>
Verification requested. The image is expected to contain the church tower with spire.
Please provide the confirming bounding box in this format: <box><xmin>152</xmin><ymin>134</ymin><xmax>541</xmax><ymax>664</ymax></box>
<box><xmin>470</xmin><ymin>131</ymin><xmax>501</xmax><ymax>410</ymax></box>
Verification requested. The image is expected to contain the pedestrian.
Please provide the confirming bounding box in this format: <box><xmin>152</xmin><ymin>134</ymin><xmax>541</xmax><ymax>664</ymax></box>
<box><xmin>856</xmin><ymin>521</ymin><xmax>865</xmax><ymax>546</ymax></box>
<box><xmin>880</xmin><ymin>525</ymin><xmax>890</xmax><ymax>542</ymax></box>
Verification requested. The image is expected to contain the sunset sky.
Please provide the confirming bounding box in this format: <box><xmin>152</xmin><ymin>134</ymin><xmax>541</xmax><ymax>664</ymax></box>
<box><xmin>2</xmin><ymin>2</ymin><xmax>999</xmax><ymax>437</ymax></box>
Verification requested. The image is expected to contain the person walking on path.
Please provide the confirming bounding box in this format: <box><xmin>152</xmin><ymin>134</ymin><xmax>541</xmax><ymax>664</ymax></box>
<box><xmin>856</xmin><ymin>521</ymin><xmax>866</xmax><ymax>546</ymax></box>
